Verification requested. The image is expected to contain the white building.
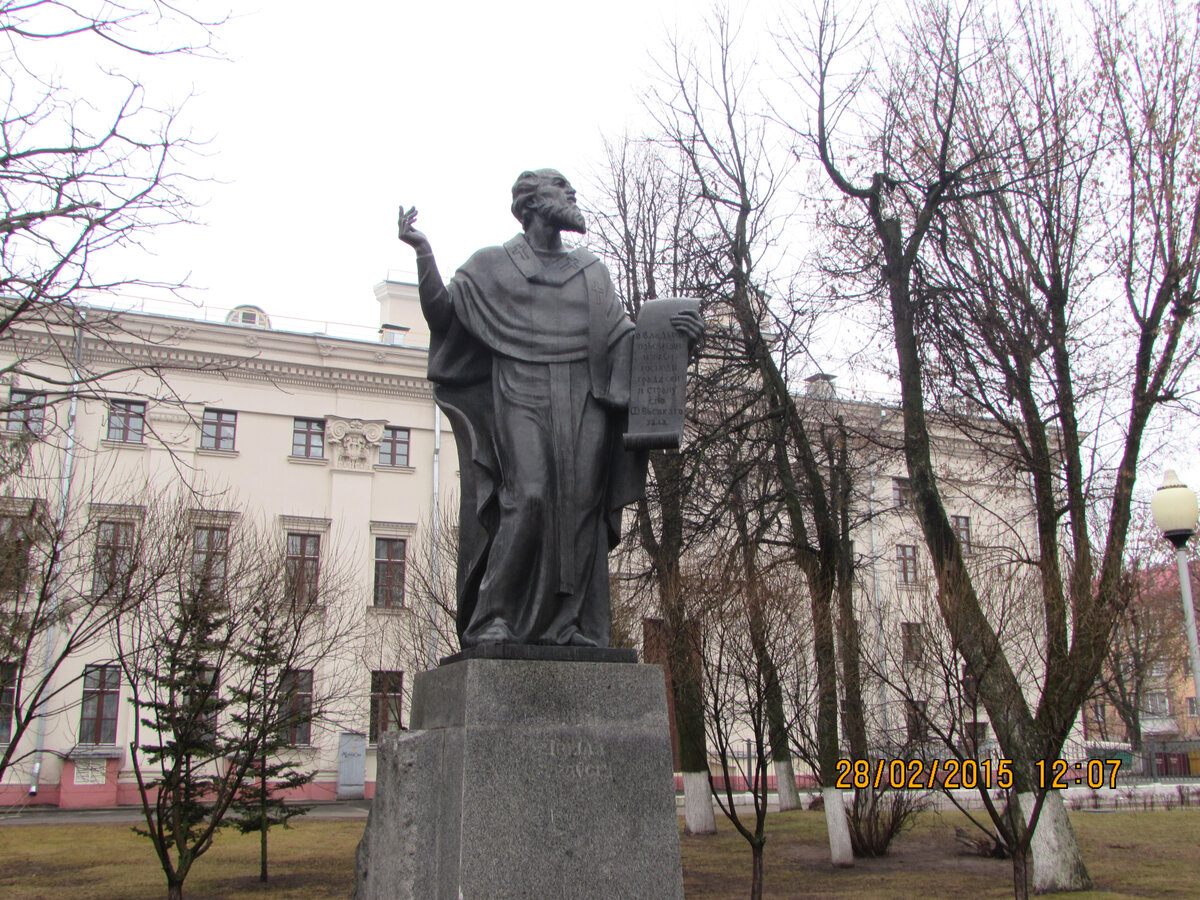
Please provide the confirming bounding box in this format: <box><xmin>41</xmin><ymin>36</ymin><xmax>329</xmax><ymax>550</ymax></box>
<box><xmin>0</xmin><ymin>281</ymin><xmax>457</xmax><ymax>808</ymax></box>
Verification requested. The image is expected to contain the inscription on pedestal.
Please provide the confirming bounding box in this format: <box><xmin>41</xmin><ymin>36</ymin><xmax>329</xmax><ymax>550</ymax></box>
<box><xmin>548</xmin><ymin>737</ymin><xmax>612</xmax><ymax>779</ymax></box>
<box><xmin>625</xmin><ymin>297</ymin><xmax>698</xmax><ymax>450</ymax></box>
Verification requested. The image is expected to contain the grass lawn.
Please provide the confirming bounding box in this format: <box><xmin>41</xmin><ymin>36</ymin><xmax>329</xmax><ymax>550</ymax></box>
<box><xmin>0</xmin><ymin>807</ymin><xmax>1197</xmax><ymax>899</ymax></box>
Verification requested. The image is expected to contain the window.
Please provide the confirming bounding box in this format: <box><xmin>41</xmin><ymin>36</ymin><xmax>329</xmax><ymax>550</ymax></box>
<box><xmin>80</xmin><ymin>664</ymin><xmax>120</xmax><ymax>744</ymax></box>
<box><xmin>1143</xmin><ymin>691</ymin><xmax>1170</xmax><ymax>716</ymax></box>
<box><xmin>1188</xmin><ymin>697</ymin><xmax>1197</xmax><ymax>717</ymax></box>
<box><xmin>0</xmin><ymin>515</ymin><xmax>30</xmax><ymax>597</ymax></box>
<box><xmin>0</xmin><ymin>661</ymin><xmax>15</xmax><ymax>744</ymax></box>
<box><xmin>286</xmin><ymin>533</ymin><xmax>320</xmax><ymax>606</ymax></box>
<box><xmin>4</xmin><ymin>390</ymin><xmax>45</xmax><ymax>434</ymax></box>
<box><xmin>189</xmin><ymin>667</ymin><xmax>220</xmax><ymax>747</ymax></box>
<box><xmin>1091</xmin><ymin>701</ymin><xmax>1107</xmax><ymax>726</ymax></box>
<box><xmin>369</xmin><ymin>670</ymin><xmax>404</xmax><ymax>742</ymax></box>
<box><xmin>291</xmin><ymin>418</ymin><xmax>324</xmax><ymax>458</ymax></box>
<box><xmin>964</xmin><ymin>720</ymin><xmax>989</xmax><ymax>753</ymax></box>
<box><xmin>897</xmin><ymin>544</ymin><xmax>919</xmax><ymax>585</ymax></box>
<box><xmin>1149</xmin><ymin>661</ymin><xmax>1169</xmax><ymax>680</ymax></box>
<box><xmin>373</xmin><ymin>538</ymin><xmax>406</xmax><ymax>608</ymax></box>
<box><xmin>200</xmin><ymin>409</ymin><xmax>237</xmax><ymax>451</ymax></box>
<box><xmin>92</xmin><ymin>519</ymin><xmax>135</xmax><ymax>597</ymax></box>
<box><xmin>892</xmin><ymin>477</ymin><xmax>913</xmax><ymax>508</ymax></box>
<box><xmin>192</xmin><ymin>527</ymin><xmax>229</xmax><ymax>599</ymax></box>
<box><xmin>379</xmin><ymin>426</ymin><xmax>410</xmax><ymax>467</ymax></box>
<box><xmin>901</xmin><ymin>621</ymin><xmax>926</xmax><ymax>665</ymax></box>
<box><xmin>905</xmin><ymin>699</ymin><xmax>928</xmax><ymax>744</ymax></box>
<box><xmin>279</xmin><ymin>669</ymin><xmax>313</xmax><ymax>745</ymax></box>
<box><xmin>106</xmin><ymin>400</ymin><xmax>146</xmax><ymax>443</ymax></box>
<box><xmin>952</xmin><ymin>515</ymin><xmax>972</xmax><ymax>554</ymax></box>
<box><xmin>961</xmin><ymin>664</ymin><xmax>978</xmax><ymax>709</ymax></box>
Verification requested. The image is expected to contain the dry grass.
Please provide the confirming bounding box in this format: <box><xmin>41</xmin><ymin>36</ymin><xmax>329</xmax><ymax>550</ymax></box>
<box><xmin>0</xmin><ymin>807</ymin><xmax>1197</xmax><ymax>898</ymax></box>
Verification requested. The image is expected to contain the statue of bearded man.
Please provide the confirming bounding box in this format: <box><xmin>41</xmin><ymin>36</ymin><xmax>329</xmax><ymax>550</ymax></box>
<box><xmin>398</xmin><ymin>169</ymin><xmax>702</xmax><ymax>649</ymax></box>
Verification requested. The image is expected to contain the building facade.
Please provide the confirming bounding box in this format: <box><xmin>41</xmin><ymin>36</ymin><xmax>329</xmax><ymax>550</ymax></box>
<box><xmin>0</xmin><ymin>281</ymin><xmax>457</xmax><ymax>807</ymax></box>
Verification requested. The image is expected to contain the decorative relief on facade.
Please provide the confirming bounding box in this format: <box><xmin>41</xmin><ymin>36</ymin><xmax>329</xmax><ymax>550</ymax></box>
<box><xmin>326</xmin><ymin>417</ymin><xmax>386</xmax><ymax>472</ymax></box>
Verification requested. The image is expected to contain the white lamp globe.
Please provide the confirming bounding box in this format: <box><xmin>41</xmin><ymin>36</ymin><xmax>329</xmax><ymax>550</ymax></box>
<box><xmin>1152</xmin><ymin>470</ymin><xmax>1199</xmax><ymax>544</ymax></box>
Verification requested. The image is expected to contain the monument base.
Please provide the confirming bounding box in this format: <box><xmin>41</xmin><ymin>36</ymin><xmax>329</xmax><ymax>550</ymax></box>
<box><xmin>353</xmin><ymin>657</ymin><xmax>684</xmax><ymax>900</ymax></box>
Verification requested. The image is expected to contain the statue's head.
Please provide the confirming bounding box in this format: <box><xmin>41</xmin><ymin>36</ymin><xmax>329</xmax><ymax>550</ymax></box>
<box><xmin>511</xmin><ymin>168</ymin><xmax>586</xmax><ymax>235</ymax></box>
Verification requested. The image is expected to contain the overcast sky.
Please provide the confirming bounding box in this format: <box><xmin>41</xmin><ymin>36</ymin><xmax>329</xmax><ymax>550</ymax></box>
<box><xmin>95</xmin><ymin>0</ymin><xmax>734</xmax><ymax>336</ymax></box>
<box><xmin>59</xmin><ymin>0</ymin><xmax>1197</xmax><ymax>489</ymax></box>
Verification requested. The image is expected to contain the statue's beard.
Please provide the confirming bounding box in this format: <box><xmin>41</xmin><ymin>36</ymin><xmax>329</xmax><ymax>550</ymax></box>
<box><xmin>537</xmin><ymin>198</ymin><xmax>587</xmax><ymax>234</ymax></box>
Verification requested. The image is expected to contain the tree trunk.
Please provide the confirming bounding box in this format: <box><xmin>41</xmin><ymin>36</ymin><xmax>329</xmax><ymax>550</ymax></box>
<box><xmin>1011</xmin><ymin>846</ymin><xmax>1031</xmax><ymax>900</ymax></box>
<box><xmin>749</xmin><ymin>839</ymin><xmax>765</xmax><ymax>900</ymax></box>
<box><xmin>1019</xmin><ymin>792</ymin><xmax>1091</xmax><ymax>893</ymax></box>
<box><xmin>683</xmin><ymin>770</ymin><xmax>716</xmax><ymax>834</ymax></box>
<box><xmin>167</xmin><ymin>880</ymin><xmax>184</xmax><ymax>900</ymax></box>
<box><xmin>822</xmin><ymin>786</ymin><xmax>854</xmax><ymax>867</ymax></box>
<box><xmin>775</xmin><ymin>756</ymin><xmax>800</xmax><ymax>812</ymax></box>
<box><xmin>259</xmin><ymin>762</ymin><xmax>269</xmax><ymax>882</ymax></box>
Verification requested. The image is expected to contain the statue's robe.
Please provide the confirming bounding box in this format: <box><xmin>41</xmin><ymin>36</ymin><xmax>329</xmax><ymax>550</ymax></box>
<box><xmin>420</xmin><ymin>234</ymin><xmax>645</xmax><ymax>647</ymax></box>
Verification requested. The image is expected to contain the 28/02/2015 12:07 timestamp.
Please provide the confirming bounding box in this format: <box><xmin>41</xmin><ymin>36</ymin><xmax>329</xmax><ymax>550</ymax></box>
<box><xmin>834</xmin><ymin>757</ymin><xmax>1123</xmax><ymax>791</ymax></box>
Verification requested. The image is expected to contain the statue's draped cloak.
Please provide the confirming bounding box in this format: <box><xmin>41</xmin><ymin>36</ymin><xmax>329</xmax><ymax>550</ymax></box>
<box><xmin>423</xmin><ymin>235</ymin><xmax>645</xmax><ymax>647</ymax></box>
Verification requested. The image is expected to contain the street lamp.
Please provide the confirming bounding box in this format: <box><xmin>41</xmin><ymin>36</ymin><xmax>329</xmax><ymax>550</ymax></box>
<box><xmin>1150</xmin><ymin>470</ymin><xmax>1200</xmax><ymax>723</ymax></box>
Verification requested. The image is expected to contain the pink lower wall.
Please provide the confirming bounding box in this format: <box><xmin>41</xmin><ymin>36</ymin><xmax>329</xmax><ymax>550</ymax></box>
<box><xmin>1</xmin><ymin>774</ymin><xmax>374</xmax><ymax>809</ymax></box>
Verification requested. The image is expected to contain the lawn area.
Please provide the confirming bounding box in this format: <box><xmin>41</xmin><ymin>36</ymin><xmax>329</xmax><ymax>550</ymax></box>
<box><xmin>0</xmin><ymin>807</ymin><xmax>1197</xmax><ymax>899</ymax></box>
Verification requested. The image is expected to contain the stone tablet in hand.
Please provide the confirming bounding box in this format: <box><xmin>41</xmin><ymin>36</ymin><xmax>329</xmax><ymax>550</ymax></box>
<box><xmin>624</xmin><ymin>297</ymin><xmax>698</xmax><ymax>450</ymax></box>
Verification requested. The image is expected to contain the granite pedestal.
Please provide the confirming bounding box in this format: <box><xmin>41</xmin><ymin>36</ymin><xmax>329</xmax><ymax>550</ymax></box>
<box><xmin>353</xmin><ymin>650</ymin><xmax>684</xmax><ymax>899</ymax></box>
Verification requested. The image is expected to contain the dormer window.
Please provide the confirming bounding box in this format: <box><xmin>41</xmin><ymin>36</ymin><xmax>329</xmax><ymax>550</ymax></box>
<box><xmin>225</xmin><ymin>305</ymin><xmax>270</xmax><ymax>329</ymax></box>
<box><xmin>380</xmin><ymin>324</ymin><xmax>409</xmax><ymax>346</ymax></box>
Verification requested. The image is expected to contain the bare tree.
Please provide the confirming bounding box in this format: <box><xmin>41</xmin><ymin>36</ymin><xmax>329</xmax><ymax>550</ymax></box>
<box><xmin>115</xmin><ymin>494</ymin><xmax>360</xmax><ymax>900</ymax></box>
<box><xmin>694</xmin><ymin>545</ymin><xmax>804</xmax><ymax>900</ymax></box>
<box><xmin>0</xmin><ymin>1</ymin><xmax>226</xmax><ymax>452</ymax></box>
<box><xmin>785</xmin><ymin>0</ymin><xmax>1199</xmax><ymax>892</ymax></box>
<box><xmin>1089</xmin><ymin>517</ymin><xmax>1188</xmax><ymax>753</ymax></box>
<box><xmin>0</xmin><ymin>459</ymin><xmax>172</xmax><ymax>788</ymax></box>
<box><xmin>588</xmin><ymin>135</ymin><xmax>720</xmax><ymax>833</ymax></box>
<box><xmin>643</xmin><ymin>8</ymin><xmax>875</xmax><ymax>864</ymax></box>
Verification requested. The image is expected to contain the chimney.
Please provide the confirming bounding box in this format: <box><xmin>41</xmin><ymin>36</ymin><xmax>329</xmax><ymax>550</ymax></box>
<box><xmin>805</xmin><ymin>372</ymin><xmax>838</xmax><ymax>399</ymax></box>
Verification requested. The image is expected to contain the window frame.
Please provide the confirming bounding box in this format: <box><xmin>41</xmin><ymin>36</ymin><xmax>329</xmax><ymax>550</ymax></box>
<box><xmin>905</xmin><ymin>699</ymin><xmax>929</xmax><ymax>745</ymax></box>
<box><xmin>79</xmin><ymin>664</ymin><xmax>120</xmax><ymax>745</ymax></box>
<box><xmin>200</xmin><ymin>408</ymin><xmax>237</xmax><ymax>452</ymax></box>
<box><xmin>4</xmin><ymin>389</ymin><xmax>45</xmax><ymax>434</ymax></box>
<box><xmin>106</xmin><ymin>400</ymin><xmax>146</xmax><ymax>444</ymax></box>
<box><xmin>373</xmin><ymin>537</ymin><xmax>406</xmax><ymax>608</ymax></box>
<box><xmin>285</xmin><ymin>532</ymin><xmax>321</xmax><ymax>607</ymax></box>
<box><xmin>0</xmin><ymin>661</ymin><xmax>15</xmax><ymax>745</ymax></box>
<box><xmin>901</xmin><ymin>621</ymin><xmax>926</xmax><ymax>665</ymax></box>
<box><xmin>291</xmin><ymin>417</ymin><xmax>325</xmax><ymax>459</ymax></box>
<box><xmin>92</xmin><ymin>519</ymin><xmax>136</xmax><ymax>598</ymax></box>
<box><xmin>896</xmin><ymin>544</ymin><xmax>919</xmax><ymax>586</ymax></box>
<box><xmin>1143</xmin><ymin>690</ymin><xmax>1170</xmax><ymax>717</ymax></box>
<box><xmin>951</xmin><ymin>515</ymin><xmax>972</xmax><ymax>554</ymax></box>
<box><xmin>963</xmin><ymin>720</ymin><xmax>989</xmax><ymax>753</ymax></box>
<box><xmin>189</xmin><ymin>666</ymin><xmax>220</xmax><ymax>748</ymax></box>
<box><xmin>279</xmin><ymin>668</ymin><xmax>313</xmax><ymax>745</ymax></box>
<box><xmin>961</xmin><ymin>663</ymin><xmax>979</xmax><ymax>709</ymax></box>
<box><xmin>379</xmin><ymin>426</ymin><xmax>410</xmax><ymax>468</ymax></box>
<box><xmin>191</xmin><ymin>526</ymin><xmax>230</xmax><ymax>600</ymax></box>
<box><xmin>369</xmin><ymin>670</ymin><xmax>404</xmax><ymax>742</ymax></box>
<box><xmin>0</xmin><ymin>514</ymin><xmax>30</xmax><ymax>598</ymax></box>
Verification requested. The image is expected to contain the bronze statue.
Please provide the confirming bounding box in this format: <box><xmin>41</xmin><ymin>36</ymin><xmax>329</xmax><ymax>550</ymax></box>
<box><xmin>398</xmin><ymin>169</ymin><xmax>701</xmax><ymax>648</ymax></box>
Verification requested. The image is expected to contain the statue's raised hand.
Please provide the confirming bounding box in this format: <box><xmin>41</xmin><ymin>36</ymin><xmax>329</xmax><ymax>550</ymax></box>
<box><xmin>398</xmin><ymin>205</ymin><xmax>432</xmax><ymax>255</ymax></box>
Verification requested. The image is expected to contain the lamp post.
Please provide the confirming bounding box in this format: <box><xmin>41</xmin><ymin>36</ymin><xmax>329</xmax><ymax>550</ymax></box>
<box><xmin>1150</xmin><ymin>470</ymin><xmax>1200</xmax><ymax>721</ymax></box>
